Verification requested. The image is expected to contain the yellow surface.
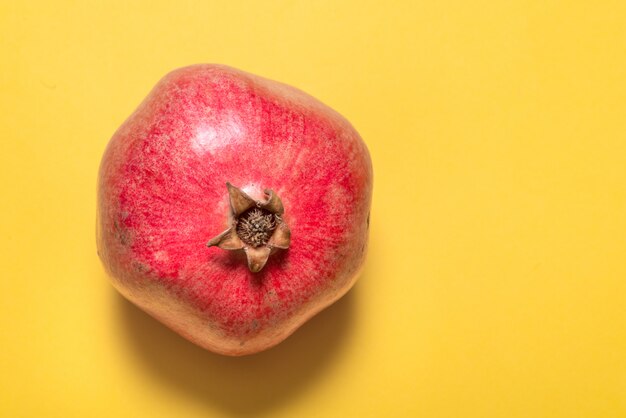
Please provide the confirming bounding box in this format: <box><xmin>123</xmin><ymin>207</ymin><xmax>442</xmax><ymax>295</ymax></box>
<box><xmin>1</xmin><ymin>1</ymin><xmax>626</xmax><ymax>417</ymax></box>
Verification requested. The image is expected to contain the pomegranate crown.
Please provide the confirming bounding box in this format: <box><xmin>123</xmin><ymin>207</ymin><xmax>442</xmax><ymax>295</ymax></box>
<box><xmin>207</xmin><ymin>183</ymin><xmax>291</xmax><ymax>272</ymax></box>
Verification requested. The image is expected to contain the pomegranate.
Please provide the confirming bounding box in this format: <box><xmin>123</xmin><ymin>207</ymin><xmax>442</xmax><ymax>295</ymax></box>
<box><xmin>97</xmin><ymin>64</ymin><xmax>372</xmax><ymax>356</ymax></box>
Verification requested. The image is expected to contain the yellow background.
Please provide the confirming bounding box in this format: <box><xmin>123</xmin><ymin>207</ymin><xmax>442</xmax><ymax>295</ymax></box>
<box><xmin>1</xmin><ymin>1</ymin><xmax>625</xmax><ymax>417</ymax></box>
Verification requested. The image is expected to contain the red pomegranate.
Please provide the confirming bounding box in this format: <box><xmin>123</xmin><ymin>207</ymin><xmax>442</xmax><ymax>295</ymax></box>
<box><xmin>97</xmin><ymin>64</ymin><xmax>372</xmax><ymax>355</ymax></box>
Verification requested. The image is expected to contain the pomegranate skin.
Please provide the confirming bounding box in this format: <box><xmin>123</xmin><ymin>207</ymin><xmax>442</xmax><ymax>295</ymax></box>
<box><xmin>97</xmin><ymin>64</ymin><xmax>372</xmax><ymax>356</ymax></box>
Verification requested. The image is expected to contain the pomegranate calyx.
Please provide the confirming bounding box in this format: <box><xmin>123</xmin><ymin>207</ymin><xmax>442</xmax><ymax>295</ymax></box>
<box><xmin>207</xmin><ymin>183</ymin><xmax>291</xmax><ymax>272</ymax></box>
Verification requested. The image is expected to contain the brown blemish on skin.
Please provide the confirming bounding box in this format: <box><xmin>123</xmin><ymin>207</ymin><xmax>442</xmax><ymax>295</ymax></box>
<box><xmin>132</xmin><ymin>261</ymin><xmax>150</xmax><ymax>273</ymax></box>
<box><xmin>114</xmin><ymin>220</ymin><xmax>129</xmax><ymax>245</ymax></box>
<box><xmin>263</xmin><ymin>288</ymin><xmax>280</xmax><ymax>309</ymax></box>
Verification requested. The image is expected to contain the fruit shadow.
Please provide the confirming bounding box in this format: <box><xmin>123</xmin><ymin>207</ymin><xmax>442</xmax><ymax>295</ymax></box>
<box><xmin>116</xmin><ymin>280</ymin><xmax>358</xmax><ymax>416</ymax></box>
